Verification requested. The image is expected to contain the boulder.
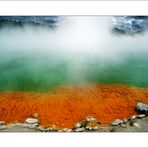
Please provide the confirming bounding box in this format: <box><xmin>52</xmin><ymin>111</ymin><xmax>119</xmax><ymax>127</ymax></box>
<box><xmin>136</xmin><ymin>102</ymin><xmax>148</xmax><ymax>114</ymax></box>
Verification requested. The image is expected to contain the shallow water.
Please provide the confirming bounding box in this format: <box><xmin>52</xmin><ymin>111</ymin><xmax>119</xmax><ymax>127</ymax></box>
<box><xmin>0</xmin><ymin>17</ymin><xmax>148</xmax><ymax>92</ymax></box>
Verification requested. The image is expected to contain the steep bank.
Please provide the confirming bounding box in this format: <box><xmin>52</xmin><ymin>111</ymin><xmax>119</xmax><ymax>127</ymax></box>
<box><xmin>0</xmin><ymin>84</ymin><xmax>148</xmax><ymax>128</ymax></box>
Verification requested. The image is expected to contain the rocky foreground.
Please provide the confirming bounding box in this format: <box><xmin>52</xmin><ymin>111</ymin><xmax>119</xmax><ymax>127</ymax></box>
<box><xmin>0</xmin><ymin>84</ymin><xmax>148</xmax><ymax>128</ymax></box>
<box><xmin>0</xmin><ymin>102</ymin><xmax>148</xmax><ymax>132</ymax></box>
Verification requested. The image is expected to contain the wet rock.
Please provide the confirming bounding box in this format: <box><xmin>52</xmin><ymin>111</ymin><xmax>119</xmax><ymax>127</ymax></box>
<box><xmin>110</xmin><ymin>119</ymin><xmax>123</xmax><ymax>126</ymax></box>
<box><xmin>74</xmin><ymin>123</ymin><xmax>81</xmax><ymax>129</ymax></box>
<box><xmin>137</xmin><ymin>114</ymin><xmax>146</xmax><ymax>119</ymax></box>
<box><xmin>25</xmin><ymin>118</ymin><xmax>38</xmax><ymax>124</ymax></box>
<box><xmin>0</xmin><ymin>121</ymin><xmax>5</xmax><ymax>125</ymax></box>
<box><xmin>136</xmin><ymin>102</ymin><xmax>148</xmax><ymax>114</ymax></box>
<box><xmin>74</xmin><ymin>127</ymin><xmax>85</xmax><ymax>132</ymax></box>
<box><xmin>32</xmin><ymin>113</ymin><xmax>38</xmax><ymax>118</ymax></box>
<box><xmin>86</xmin><ymin>116</ymin><xmax>97</xmax><ymax>122</ymax></box>
<box><xmin>0</xmin><ymin>125</ymin><xmax>7</xmax><ymax>130</ymax></box>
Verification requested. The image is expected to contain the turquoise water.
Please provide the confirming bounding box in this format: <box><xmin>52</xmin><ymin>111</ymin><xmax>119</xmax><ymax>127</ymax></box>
<box><xmin>0</xmin><ymin>20</ymin><xmax>148</xmax><ymax>92</ymax></box>
<box><xmin>0</xmin><ymin>50</ymin><xmax>148</xmax><ymax>92</ymax></box>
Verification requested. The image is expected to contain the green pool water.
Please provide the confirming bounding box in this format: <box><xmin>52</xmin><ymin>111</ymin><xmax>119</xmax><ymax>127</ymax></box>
<box><xmin>0</xmin><ymin>22</ymin><xmax>148</xmax><ymax>92</ymax></box>
<box><xmin>0</xmin><ymin>49</ymin><xmax>148</xmax><ymax>92</ymax></box>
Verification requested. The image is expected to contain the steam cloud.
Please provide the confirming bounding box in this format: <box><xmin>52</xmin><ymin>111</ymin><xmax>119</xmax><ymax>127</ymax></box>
<box><xmin>0</xmin><ymin>16</ymin><xmax>148</xmax><ymax>91</ymax></box>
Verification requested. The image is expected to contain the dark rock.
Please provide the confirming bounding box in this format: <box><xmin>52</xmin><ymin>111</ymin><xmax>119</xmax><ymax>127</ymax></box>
<box><xmin>136</xmin><ymin>102</ymin><xmax>148</xmax><ymax>114</ymax></box>
<box><xmin>129</xmin><ymin>121</ymin><xmax>134</xmax><ymax>126</ymax></box>
<box><xmin>0</xmin><ymin>16</ymin><xmax>60</xmax><ymax>28</ymax></box>
<box><xmin>81</xmin><ymin>120</ymin><xmax>87</xmax><ymax>127</ymax></box>
<box><xmin>112</xmin><ymin>16</ymin><xmax>145</xmax><ymax>34</ymax></box>
<box><xmin>123</xmin><ymin>119</ymin><xmax>128</xmax><ymax>123</ymax></box>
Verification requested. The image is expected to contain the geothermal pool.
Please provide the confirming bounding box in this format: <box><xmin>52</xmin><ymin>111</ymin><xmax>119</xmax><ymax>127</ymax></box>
<box><xmin>0</xmin><ymin>16</ymin><xmax>148</xmax><ymax>128</ymax></box>
<box><xmin>0</xmin><ymin>17</ymin><xmax>148</xmax><ymax>91</ymax></box>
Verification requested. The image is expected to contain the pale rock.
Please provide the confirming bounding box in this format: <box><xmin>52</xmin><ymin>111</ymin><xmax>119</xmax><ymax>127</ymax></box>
<box><xmin>74</xmin><ymin>127</ymin><xmax>85</xmax><ymax>132</ymax></box>
<box><xmin>136</xmin><ymin>102</ymin><xmax>148</xmax><ymax>114</ymax></box>
<box><xmin>86</xmin><ymin>116</ymin><xmax>97</xmax><ymax>122</ymax></box>
<box><xmin>120</xmin><ymin>124</ymin><xmax>127</xmax><ymax>128</ymax></box>
<box><xmin>25</xmin><ymin>118</ymin><xmax>38</xmax><ymax>124</ymax></box>
<box><xmin>131</xmin><ymin>115</ymin><xmax>137</xmax><ymax>120</ymax></box>
<box><xmin>0</xmin><ymin>125</ymin><xmax>7</xmax><ymax>130</ymax></box>
<box><xmin>137</xmin><ymin>114</ymin><xmax>146</xmax><ymax>119</ymax></box>
<box><xmin>86</xmin><ymin>126</ymin><xmax>93</xmax><ymax>131</ymax></box>
<box><xmin>123</xmin><ymin>119</ymin><xmax>128</xmax><ymax>123</ymax></box>
<box><xmin>0</xmin><ymin>121</ymin><xmax>5</xmax><ymax>125</ymax></box>
<box><xmin>111</xmin><ymin>119</ymin><xmax>123</xmax><ymax>126</ymax></box>
<box><xmin>32</xmin><ymin>113</ymin><xmax>38</xmax><ymax>118</ymax></box>
<box><xmin>74</xmin><ymin>123</ymin><xmax>81</xmax><ymax>129</ymax></box>
<box><xmin>133</xmin><ymin>122</ymin><xmax>140</xmax><ymax>128</ymax></box>
<box><xmin>93</xmin><ymin>126</ymin><xmax>99</xmax><ymax>130</ymax></box>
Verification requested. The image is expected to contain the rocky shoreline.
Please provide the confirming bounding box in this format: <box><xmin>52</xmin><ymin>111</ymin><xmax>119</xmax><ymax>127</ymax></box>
<box><xmin>0</xmin><ymin>102</ymin><xmax>148</xmax><ymax>132</ymax></box>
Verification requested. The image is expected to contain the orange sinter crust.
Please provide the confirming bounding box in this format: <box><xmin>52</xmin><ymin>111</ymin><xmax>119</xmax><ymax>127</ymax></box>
<box><xmin>0</xmin><ymin>84</ymin><xmax>148</xmax><ymax>128</ymax></box>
